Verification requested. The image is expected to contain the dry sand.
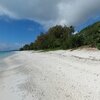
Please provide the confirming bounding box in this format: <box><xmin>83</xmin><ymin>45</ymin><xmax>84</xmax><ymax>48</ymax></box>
<box><xmin>0</xmin><ymin>48</ymin><xmax>100</xmax><ymax>100</ymax></box>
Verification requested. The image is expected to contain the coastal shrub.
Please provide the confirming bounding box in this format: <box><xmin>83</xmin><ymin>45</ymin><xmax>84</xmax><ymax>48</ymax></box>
<box><xmin>20</xmin><ymin>21</ymin><xmax>100</xmax><ymax>51</ymax></box>
<box><xmin>96</xmin><ymin>43</ymin><xmax>100</xmax><ymax>50</ymax></box>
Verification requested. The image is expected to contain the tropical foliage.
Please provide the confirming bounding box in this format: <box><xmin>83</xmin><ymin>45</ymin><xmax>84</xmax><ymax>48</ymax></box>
<box><xmin>20</xmin><ymin>21</ymin><xmax>100</xmax><ymax>51</ymax></box>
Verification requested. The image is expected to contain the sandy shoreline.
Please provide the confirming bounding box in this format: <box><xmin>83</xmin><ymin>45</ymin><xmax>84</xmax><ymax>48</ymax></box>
<box><xmin>0</xmin><ymin>49</ymin><xmax>100</xmax><ymax>100</ymax></box>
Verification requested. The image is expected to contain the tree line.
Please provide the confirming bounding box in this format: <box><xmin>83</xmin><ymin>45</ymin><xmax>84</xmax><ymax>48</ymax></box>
<box><xmin>20</xmin><ymin>21</ymin><xmax>100</xmax><ymax>51</ymax></box>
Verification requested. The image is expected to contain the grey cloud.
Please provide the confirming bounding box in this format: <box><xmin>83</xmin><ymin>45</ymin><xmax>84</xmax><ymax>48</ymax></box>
<box><xmin>0</xmin><ymin>43</ymin><xmax>22</xmax><ymax>51</ymax></box>
<box><xmin>0</xmin><ymin>0</ymin><xmax>100</xmax><ymax>27</ymax></box>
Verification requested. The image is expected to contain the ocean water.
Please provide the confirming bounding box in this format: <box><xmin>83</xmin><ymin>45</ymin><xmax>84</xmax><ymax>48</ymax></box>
<box><xmin>0</xmin><ymin>51</ymin><xmax>15</xmax><ymax>71</ymax></box>
<box><xmin>0</xmin><ymin>51</ymin><xmax>14</xmax><ymax>58</ymax></box>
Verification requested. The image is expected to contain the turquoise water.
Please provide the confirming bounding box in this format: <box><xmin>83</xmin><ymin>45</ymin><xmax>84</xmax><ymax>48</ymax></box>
<box><xmin>0</xmin><ymin>51</ymin><xmax>15</xmax><ymax>71</ymax></box>
<box><xmin>0</xmin><ymin>51</ymin><xmax>14</xmax><ymax>58</ymax></box>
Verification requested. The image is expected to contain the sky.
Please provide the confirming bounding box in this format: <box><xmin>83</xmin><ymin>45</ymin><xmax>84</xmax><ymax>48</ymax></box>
<box><xmin>0</xmin><ymin>0</ymin><xmax>100</xmax><ymax>50</ymax></box>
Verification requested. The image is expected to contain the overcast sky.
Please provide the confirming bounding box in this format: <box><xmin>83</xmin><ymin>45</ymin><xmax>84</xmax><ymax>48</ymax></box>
<box><xmin>0</xmin><ymin>0</ymin><xmax>100</xmax><ymax>27</ymax></box>
<box><xmin>0</xmin><ymin>0</ymin><xmax>100</xmax><ymax>50</ymax></box>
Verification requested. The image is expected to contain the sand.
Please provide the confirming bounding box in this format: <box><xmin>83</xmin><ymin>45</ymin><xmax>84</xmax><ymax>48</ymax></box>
<box><xmin>0</xmin><ymin>48</ymin><xmax>100</xmax><ymax>100</ymax></box>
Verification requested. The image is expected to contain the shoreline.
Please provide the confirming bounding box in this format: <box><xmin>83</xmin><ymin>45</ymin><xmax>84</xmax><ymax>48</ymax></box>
<box><xmin>0</xmin><ymin>49</ymin><xmax>100</xmax><ymax>100</ymax></box>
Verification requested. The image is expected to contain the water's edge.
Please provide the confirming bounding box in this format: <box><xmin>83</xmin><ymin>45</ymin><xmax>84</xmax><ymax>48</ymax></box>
<box><xmin>0</xmin><ymin>51</ymin><xmax>15</xmax><ymax>59</ymax></box>
<box><xmin>0</xmin><ymin>51</ymin><xmax>16</xmax><ymax>71</ymax></box>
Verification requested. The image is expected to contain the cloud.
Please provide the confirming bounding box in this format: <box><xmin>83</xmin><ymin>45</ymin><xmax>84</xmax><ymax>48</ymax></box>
<box><xmin>0</xmin><ymin>4</ymin><xmax>17</xmax><ymax>18</ymax></box>
<box><xmin>0</xmin><ymin>43</ymin><xmax>23</xmax><ymax>51</ymax></box>
<box><xmin>0</xmin><ymin>0</ymin><xmax>100</xmax><ymax>27</ymax></box>
<box><xmin>28</xmin><ymin>27</ymin><xmax>34</xmax><ymax>32</ymax></box>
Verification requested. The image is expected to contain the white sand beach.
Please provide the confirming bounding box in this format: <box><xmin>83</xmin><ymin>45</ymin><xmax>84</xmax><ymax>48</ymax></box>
<box><xmin>0</xmin><ymin>48</ymin><xmax>100</xmax><ymax>100</ymax></box>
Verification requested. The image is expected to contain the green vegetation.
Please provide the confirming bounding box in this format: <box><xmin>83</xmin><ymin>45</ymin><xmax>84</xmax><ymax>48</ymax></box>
<box><xmin>96</xmin><ymin>43</ymin><xmax>100</xmax><ymax>50</ymax></box>
<box><xmin>79</xmin><ymin>22</ymin><xmax>100</xmax><ymax>47</ymax></box>
<box><xmin>20</xmin><ymin>21</ymin><xmax>100</xmax><ymax>51</ymax></box>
